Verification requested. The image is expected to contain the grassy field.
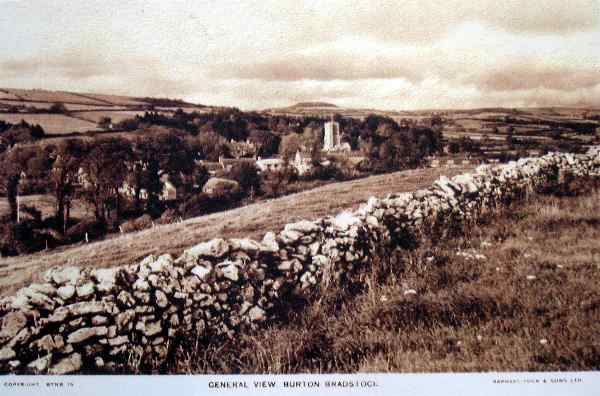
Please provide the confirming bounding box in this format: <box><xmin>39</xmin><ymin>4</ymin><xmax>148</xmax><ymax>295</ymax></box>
<box><xmin>3</xmin><ymin>89</ymin><xmax>106</xmax><ymax>105</ymax></box>
<box><xmin>0</xmin><ymin>88</ymin><xmax>212</xmax><ymax>137</ymax></box>
<box><xmin>0</xmin><ymin>113</ymin><xmax>101</xmax><ymax>134</ymax></box>
<box><xmin>0</xmin><ymin>166</ymin><xmax>473</xmax><ymax>296</ymax></box>
<box><xmin>75</xmin><ymin>110</ymin><xmax>146</xmax><ymax>124</ymax></box>
<box><xmin>159</xmin><ymin>188</ymin><xmax>600</xmax><ymax>374</ymax></box>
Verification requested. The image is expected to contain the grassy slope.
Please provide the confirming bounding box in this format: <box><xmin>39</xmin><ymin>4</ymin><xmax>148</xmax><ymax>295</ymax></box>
<box><xmin>165</xmin><ymin>189</ymin><xmax>600</xmax><ymax>374</ymax></box>
<box><xmin>0</xmin><ymin>88</ymin><xmax>208</xmax><ymax>136</ymax></box>
<box><xmin>0</xmin><ymin>166</ymin><xmax>472</xmax><ymax>296</ymax></box>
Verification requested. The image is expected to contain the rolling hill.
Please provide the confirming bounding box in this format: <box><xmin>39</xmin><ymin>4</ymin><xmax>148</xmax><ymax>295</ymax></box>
<box><xmin>0</xmin><ymin>88</ymin><xmax>211</xmax><ymax>136</ymax></box>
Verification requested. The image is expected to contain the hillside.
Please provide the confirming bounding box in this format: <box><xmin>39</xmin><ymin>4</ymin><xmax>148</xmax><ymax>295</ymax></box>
<box><xmin>0</xmin><ymin>88</ymin><xmax>211</xmax><ymax>136</ymax></box>
<box><xmin>0</xmin><ymin>165</ymin><xmax>473</xmax><ymax>296</ymax></box>
<box><xmin>291</xmin><ymin>102</ymin><xmax>338</xmax><ymax>108</ymax></box>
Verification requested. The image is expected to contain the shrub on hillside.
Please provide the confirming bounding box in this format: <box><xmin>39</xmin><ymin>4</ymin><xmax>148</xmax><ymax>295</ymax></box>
<box><xmin>158</xmin><ymin>208</ymin><xmax>181</xmax><ymax>225</ymax></box>
<box><xmin>0</xmin><ymin>220</ymin><xmax>60</xmax><ymax>256</ymax></box>
<box><xmin>115</xmin><ymin>117</ymin><xmax>141</xmax><ymax>131</ymax></box>
<box><xmin>227</xmin><ymin>163</ymin><xmax>261</xmax><ymax>197</ymax></box>
<box><xmin>306</xmin><ymin>163</ymin><xmax>346</xmax><ymax>181</ymax></box>
<box><xmin>48</xmin><ymin>102</ymin><xmax>69</xmax><ymax>114</ymax></box>
<box><xmin>262</xmin><ymin>168</ymin><xmax>298</xmax><ymax>198</ymax></box>
<box><xmin>66</xmin><ymin>219</ymin><xmax>107</xmax><ymax>243</ymax></box>
<box><xmin>178</xmin><ymin>192</ymin><xmax>238</xmax><ymax>218</ymax></box>
<box><xmin>202</xmin><ymin>177</ymin><xmax>241</xmax><ymax>197</ymax></box>
<box><xmin>119</xmin><ymin>214</ymin><xmax>154</xmax><ymax>233</ymax></box>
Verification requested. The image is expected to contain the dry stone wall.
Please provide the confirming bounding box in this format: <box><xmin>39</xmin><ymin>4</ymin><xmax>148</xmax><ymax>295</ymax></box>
<box><xmin>1</xmin><ymin>149</ymin><xmax>600</xmax><ymax>374</ymax></box>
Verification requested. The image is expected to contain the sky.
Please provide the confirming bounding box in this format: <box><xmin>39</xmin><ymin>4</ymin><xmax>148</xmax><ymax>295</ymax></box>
<box><xmin>0</xmin><ymin>0</ymin><xmax>599</xmax><ymax>110</ymax></box>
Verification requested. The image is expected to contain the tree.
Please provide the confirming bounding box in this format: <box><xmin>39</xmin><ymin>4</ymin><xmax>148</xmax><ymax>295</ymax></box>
<box><xmin>248</xmin><ymin>129</ymin><xmax>280</xmax><ymax>157</ymax></box>
<box><xmin>0</xmin><ymin>121</ymin><xmax>45</xmax><ymax>149</ymax></box>
<box><xmin>506</xmin><ymin>126</ymin><xmax>515</xmax><ymax>145</ymax></box>
<box><xmin>190</xmin><ymin>164</ymin><xmax>210</xmax><ymax>193</ymax></box>
<box><xmin>448</xmin><ymin>141</ymin><xmax>460</xmax><ymax>154</ymax></box>
<box><xmin>81</xmin><ymin>138</ymin><xmax>132</xmax><ymax>223</ymax></box>
<box><xmin>262</xmin><ymin>167</ymin><xmax>297</xmax><ymax>198</ymax></box>
<box><xmin>50</xmin><ymin>139</ymin><xmax>88</xmax><ymax>233</ymax></box>
<box><xmin>0</xmin><ymin>146</ymin><xmax>49</xmax><ymax>222</ymax></box>
<box><xmin>228</xmin><ymin>163</ymin><xmax>261</xmax><ymax>198</ymax></box>
<box><xmin>191</xmin><ymin>132</ymin><xmax>230</xmax><ymax>161</ymax></box>
<box><xmin>279</xmin><ymin>134</ymin><xmax>302</xmax><ymax>163</ymax></box>
<box><xmin>131</xmin><ymin>132</ymin><xmax>196</xmax><ymax>214</ymax></box>
<box><xmin>49</xmin><ymin>102</ymin><xmax>68</xmax><ymax>114</ymax></box>
<box><xmin>459</xmin><ymin>136</ymin><xmax>479</xmax><ymax>153</ymax></box>
<box><xmin>98</xmin><ymin>116</ymin><xmax>112</xmax><ymax>129</ymax></box>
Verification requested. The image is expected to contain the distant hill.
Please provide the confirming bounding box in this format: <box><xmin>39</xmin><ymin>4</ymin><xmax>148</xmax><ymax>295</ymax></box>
<box><xmin>291</xmin><ymin>102</ymin><xmax>338</xmax><ymax>108</ymax></box>
<box><xmin>0</xmin><ymin>88</ymin><xmax>206</xmax><ymax>108</ymax></box>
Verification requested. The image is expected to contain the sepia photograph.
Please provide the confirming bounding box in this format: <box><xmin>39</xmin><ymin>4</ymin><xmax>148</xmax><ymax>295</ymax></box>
<box><xmin>0</xmin><ymin>1</ymin><xmax>599</xmax><ymax>394</ymax></box>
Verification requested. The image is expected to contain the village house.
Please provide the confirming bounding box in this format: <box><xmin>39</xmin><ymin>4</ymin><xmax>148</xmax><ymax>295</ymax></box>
<box><xmin>255</xmin><ymin>157</ymin><xmax>285</xmax><ymax>173</ymax></box>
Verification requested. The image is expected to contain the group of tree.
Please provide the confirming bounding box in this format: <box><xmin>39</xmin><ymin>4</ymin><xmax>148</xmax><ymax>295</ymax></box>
<box><xmin>356</xmin><ymin>114</ymin><xmax>443</xmax><ymax>171</ymax></box>
<box><xmin>0</xmin><ymin>131</ymin><xmax>205</xmax><ymax>235</ymax></box>
<box><xmin>0</xmin><ymin>120</ymin><xmax>45</xmax><ymax>153</ymax></box>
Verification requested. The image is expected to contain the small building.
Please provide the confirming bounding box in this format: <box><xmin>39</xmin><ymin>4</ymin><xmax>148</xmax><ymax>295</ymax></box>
<box><xmin>256</xmin><ymin>157</ymin><xmax>285</xmax><ymax>173</ymax></box>
<box><xmin>218</xmin><ymin>156</ymin><xmax>256</xmax><ymax>172</ymax></box>
<box><xmin>293</xmin><ymin>151</ymin><xmax>312</xmax><ymax>176</ymax></box>
<box><xmin>159</xmin><ymin>173</ymin><xmax>178</xmax><ymax>201</ymax></box>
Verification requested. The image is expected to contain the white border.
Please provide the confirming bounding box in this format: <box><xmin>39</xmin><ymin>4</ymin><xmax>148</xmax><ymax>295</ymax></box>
<box><xmin>2</xmin><ymin>372</ymin><xmax>599</xmax><ymax>396</ymax></box>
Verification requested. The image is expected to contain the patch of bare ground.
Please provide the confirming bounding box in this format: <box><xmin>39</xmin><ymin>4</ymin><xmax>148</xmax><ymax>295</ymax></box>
<box><xmin>161</xmin><ymin>189</ymin><xmax>600</xmax><ymax>373</ymax></box>
<box><xmin>0</xmin><ymin>166</ymin><xmax>472</xmax><ymax>296</ymax></box>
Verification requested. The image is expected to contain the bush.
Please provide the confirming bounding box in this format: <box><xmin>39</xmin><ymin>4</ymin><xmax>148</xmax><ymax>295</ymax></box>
<box><xmin>158</xmin><ymin>208</ymin><xmax>181</xmax><ymax>225</ymax></box>
<box><xmin>227</xmin><ymin>163</ymin><xmax>261</xmax><ymax>196</ymax></box>
<box><xmin>48</xmin><ymin>102</ymin><xmax>68</xmax><ymax>114</ymax></box>
<box><xmin>307</xmin><ymin>163</ymin><xmax>346</xmax><ymax>181</ymax></box>
<box><xmin>66</xmin><ymin>219</ymin><xmax>107</xmax><ymax>243</ymax></box>
<box><xmin>0</xmin><ymin>220</ymin><xmax>61</xmax><ymax>256</ymax></box>
<box><xmin>98</xmin><ymin>116</ymin><xmax>112</xmax><ymax>129</ymax></box>
<box><xmin>178</xmin><ymin>192</ymin><xmax>237</xmax><ymax>218</ymax></box>
<box><xmin>202</xmin><ymin>177</ymin><xmax>241</xmax><ymax>197</ymax></box>
<box><xmin>119</xmin><ymin>214</ymin><xmax>154</xmax><ymax>233</ymax></box>
<box><xmin>262</xmin><ymin>168</ymin><xmax>298</xmax><ymax>198</ymax></box>
<box><xmin>116</xmin><ymin>117</ymin><xmax>141</xmax><ymax>131</ymax></box>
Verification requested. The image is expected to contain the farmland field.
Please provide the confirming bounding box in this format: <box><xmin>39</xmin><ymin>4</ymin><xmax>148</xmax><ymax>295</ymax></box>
<box><xmin>0</xmin><ymin>100</ymin><xmax>55</xmax><ymax>109</ymax></box>
<box><xmin>0</xmin><ymin>113</ymin><xmax>100</xmax><ymax>134</ymax></box>
<box><xmin>0</xmin><ymin>165</ymin><xmax>473</xmax><ymax>296</ymax></box>
<box><xmin>65</xmin><ymin>104</ymin><xmax>129</xmax><ymax>111</ymax></box>
<box><xmin>75</xmin><ymin>110</ymin><xmax>146</xmax><ymax>123</ymax></box>
<box><xmin>3</xmin><ymin>88</ymin><xmax>106</xmax><ymax>105</ymax></box>
<box><xmin>70</xmin><ymin>93</ymin><xmax>148</xmax><ymax>106</ymax></box>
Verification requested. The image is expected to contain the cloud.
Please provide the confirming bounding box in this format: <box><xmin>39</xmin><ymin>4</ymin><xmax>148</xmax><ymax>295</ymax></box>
<box><xmin>208</xmin><ymin>51</ymin><xmax>426</xmax><ymax>82</ymax></box>
<box><xmin>1</xmin><ymin>0</ymin><xmax>599</xmax><ymax>110</ymax></box>
<box><xmin>474</xmin><ymin>66</ymin><xmax>600</xmax><ymax>92</ymax></box>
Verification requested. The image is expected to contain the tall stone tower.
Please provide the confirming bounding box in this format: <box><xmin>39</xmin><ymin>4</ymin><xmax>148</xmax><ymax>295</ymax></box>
<box><xmin>323</xmin><ymin>115</ymin><xmax>340</xmax><ymax>151</ymax></box>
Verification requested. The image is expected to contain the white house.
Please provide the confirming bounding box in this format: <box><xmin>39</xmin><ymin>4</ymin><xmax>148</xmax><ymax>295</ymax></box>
<box><xmin>293</xmin><ymin>151</ymin><xmax>312</xmax><ymax>175</ymax></box>
<box><xmin>255</xmin><ymin>157</ymin><xmax>285</xmax><ymax>173</ymax></box>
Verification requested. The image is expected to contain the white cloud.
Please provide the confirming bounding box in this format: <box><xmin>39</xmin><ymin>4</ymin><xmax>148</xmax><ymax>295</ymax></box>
<box><xmin>1</xmin><ymin>0</ymin><xmax>599</xmax><ymax>109</ymax></box>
